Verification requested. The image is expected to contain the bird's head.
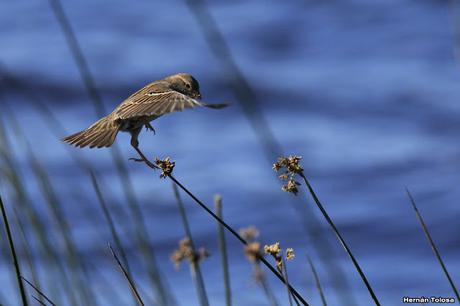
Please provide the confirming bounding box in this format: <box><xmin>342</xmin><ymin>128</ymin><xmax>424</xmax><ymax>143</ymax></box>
<box><xmin>165</xmin><ymin>73</ymin><xmax>202</xmax><ymax>99</ymax></box>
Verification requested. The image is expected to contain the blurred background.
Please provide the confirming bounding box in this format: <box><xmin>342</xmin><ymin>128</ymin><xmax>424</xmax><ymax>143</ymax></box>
<box><xmin>1</xmin><ymin>0</ymin><xmax>460</xmax><ymax>305</ymax></box>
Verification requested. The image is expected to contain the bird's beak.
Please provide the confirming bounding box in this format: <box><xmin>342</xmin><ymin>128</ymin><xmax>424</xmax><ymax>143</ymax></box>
<box><xmin>195</xmin><ymin>92</ymin><xmax>202</xmax><ymax>100</ymax></box>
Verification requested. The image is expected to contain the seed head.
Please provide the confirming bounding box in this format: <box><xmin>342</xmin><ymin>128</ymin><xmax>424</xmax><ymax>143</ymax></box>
<box><xmin>155</xmin><ymin>157</ymin><xmax>175</xmax><ymax>178</ymax></box>
<box><xmin>281</xmin><ymin>179</ymin><xmax>301</xmax><ymax>195</ymax></box>
<box><xmin>264</xmin><ymin>242</ymin><xmax>281</xmax><ymax>256</ymax></box>
<box><xmin>286</xmin><ymin>248</ymin><xmax>295</xmax><ymax>260</ymax></box>
<box><xmin>170</xmin><ymin>237</ymin><xmax>209</xmax><ymax>269</ymax></box>
<box><xmin>239</xmin><ymin>226</ymin><xmax>260</xmax><ymax>242</ymax></box>
<box><xmin>273</xmin><ymin>155</ymin><xmax>303</xmax><ymax>196</ymax></box>
<box><xmin>264</xmin><ymin>242</ymin><xmax>295</xmax><ymax>272</ymax></box>
<box><xmin>244</xmin><ymin>242</ymin><xmax>261</xmax><ymax>263</ymax></box>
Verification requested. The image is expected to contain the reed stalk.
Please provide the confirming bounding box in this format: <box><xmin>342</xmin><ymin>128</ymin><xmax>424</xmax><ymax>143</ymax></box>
<box><xmin>172</xmin><ymin>183</ymin><xmax>209</xmax><ymax>306</ymax></box>
<box><xmin>299</xmin><ymin>172</ymin><xmax>379</xmax><ymax>305</ymax></box>
<box><xmin>214</xmin><ymin>195</ymin><xmax>232</xmax><ymax>306</ymax></box>
<box><xmin>109</xmin><ymin>244</ymin><xmax>145</xmax><ymax>306</ymax></box>
<box><xmin>0</xmin><ymin>194</ymin><xmax>28</xmax><ymax>306</ymax></box>
<box><xmin>131</xmin><ymin>146</ymin><xmax>309</xmax><ymax>306</ymax></box>
<box><xmin>405</xmin><ymin>188</ymin><xmax>459</xmax><ymax>301</ymax></box>
<box><xmin>21</xmin><ymin>277</ymin><xmax>56</xmax><ymax>306</ymax></box>
<box><xmin>12</xmin><ymin>208</ymin><xmax>45</xmax><ymax>305</ymax></box>
<box><xmin>307</xmin><ymin>256</ymin><xmax>327</xmax><ymax>306</ymax></box>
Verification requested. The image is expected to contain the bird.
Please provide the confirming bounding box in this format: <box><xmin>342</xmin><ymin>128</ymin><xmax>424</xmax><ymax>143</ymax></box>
<box><xmin>62</xmin><ymin>73</ymin><xmax>227</xmax><ymax>149</ymax></box>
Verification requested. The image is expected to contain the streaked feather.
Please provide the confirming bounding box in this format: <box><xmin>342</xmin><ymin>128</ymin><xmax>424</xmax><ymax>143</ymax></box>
<box><xmin>62</xmin><ymin>116</ymin><xmax>119</xmax><ymax>148</ymax></box>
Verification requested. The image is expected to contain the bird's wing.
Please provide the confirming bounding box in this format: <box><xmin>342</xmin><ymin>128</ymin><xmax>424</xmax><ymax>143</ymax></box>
<box><xmin>115</xmin><ymin>90</ymin><xmax>202</xmax><ymax>120</ymax></box>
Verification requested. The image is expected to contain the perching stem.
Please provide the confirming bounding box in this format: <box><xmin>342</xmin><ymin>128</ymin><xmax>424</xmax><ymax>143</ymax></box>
<box><xmin>130</xmin><ymin>145</ymin><xmax>309</xmax><ymax>306</ymax></box>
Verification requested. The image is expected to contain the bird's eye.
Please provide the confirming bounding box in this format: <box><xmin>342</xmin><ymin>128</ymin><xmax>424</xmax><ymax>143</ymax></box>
<box><xmin>185</xmin><ymin>83</ymin><xmax>191</xmax><ymax>89</ymax></box>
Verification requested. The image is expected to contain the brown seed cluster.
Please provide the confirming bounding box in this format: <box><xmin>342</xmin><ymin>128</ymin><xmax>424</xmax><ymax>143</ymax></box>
<box><xmin>239</xmin><ymin>226</ymin><xmax>262</xmax><ymax>263</ymax></box>
<box><xmin>239</xmin><ymin>226</ymin><xmax>260</xmax><ymax>242</ymax></box>
<box><xmin>286</xmin><ymin>248</ymin><xmax>295</xmax><ymax>260</ymax></box>
<box><xmin>155</xmin><ymin>157</ymin><xmax>175</xmax><ymax>178</ymax></box>
<box><xmin>264</xmin><ymin>242</ymin><xmax>295</xmax><ymax>272</ymax></box>
<box><xmin>244</xmin><ymin>242</ymin><xmax>261</xmax><ymax>263</ymax></box>
<box><xmin>170</xmin><ymin>237</ymin><xmax>209</xmax><ymax>269</ymax></box>
<box><xmin>273</xmin><ymin>155</ymin><xmax>303</xmax><ymax>195</ymax></box>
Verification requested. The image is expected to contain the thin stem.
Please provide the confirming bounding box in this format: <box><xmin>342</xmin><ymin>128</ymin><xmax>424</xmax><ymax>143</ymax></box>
<box><xmin>0</xmin><ymin>194</ymin><xmax>28</xmax><ymax>306</ymax></box>
<box><xmin>90</xmin><ymin>171</ymin><xmax>131</xmax><ymax>275</ymax></box>
<box><xmin>13</xmin><ymin>208</ymin><xmax>45</xmax><ymax>306</ymax></box>
<box><xmin>132</xmin><ymin>146</ymin><xmax>309</xmax><ymax>306</ymax></box>
<box><xmin>281</xmin><ymin>258</ymin><xmax>294</xmax><ymax>306</ymax></box>
<box><xmin>108</xmin><ymin>244</ymin><xmax>145</xmax><ymax>306</ymax></box>
<box><xmin>299</xmin><ymin>173</ymin><xmax>380</xmax><ymax>306</ymax></box>
<box><xmin>172</xmin><ymin>183</ymin><xmax>209</xmax><ymax>306</ymax></box>
<box><xmin>21</xmin><ymin>277</ymin><xmax>56</xmax><ymax>306</ymax></box>
<box><xmin>254</xmin><ymin>263</ymin><xmax>279</xmax><ymax>306</ymax></box>
<box><xmin>214</xmin><ymin>195</ymin><xmax>232</xmax><ymax>306</ymax></box>
<box><xmin>405</xmin><ymin>188</ymin><xmax>460</xmax><ymax>301</ymax></box>
<box><xmin>307</xmin><ymin>256</ymin><xmax>327</xmax><ymax>306</ymax></box>
<box><xmin>31</xmin><ymin>296</ymin><xmax>46</xmax><ymax>306</ymax></box>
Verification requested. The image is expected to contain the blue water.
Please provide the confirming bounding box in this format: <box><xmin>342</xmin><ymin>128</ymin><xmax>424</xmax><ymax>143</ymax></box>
<box><xmin>1</xmin><ymin>1</ymin><xmax>460</xmax><ymax>305</ymax></box>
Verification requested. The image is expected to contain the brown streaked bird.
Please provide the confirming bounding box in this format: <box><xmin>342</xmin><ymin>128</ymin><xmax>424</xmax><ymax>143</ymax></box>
<box><xmin>62</xmin><ymin>73</ymin><xmax>227</xmax><ymax>149</ymax></box>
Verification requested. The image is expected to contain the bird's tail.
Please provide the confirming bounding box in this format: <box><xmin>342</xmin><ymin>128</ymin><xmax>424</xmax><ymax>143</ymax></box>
<box><xmin>62</xmin><ymin>116</ymin><xmax>120</xmax><ymax>149</ymax></box>
<box><xmin>201</xmin><ymin>103</ymin><xmax>229</xmax><ymax>109</ymax></box>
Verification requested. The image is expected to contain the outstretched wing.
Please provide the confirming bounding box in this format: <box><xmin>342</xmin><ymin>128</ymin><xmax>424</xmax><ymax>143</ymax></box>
<box><xmin>115</xmin><ymin>90</ymin><xmax>202</xmax><ymax>120</ymax></box>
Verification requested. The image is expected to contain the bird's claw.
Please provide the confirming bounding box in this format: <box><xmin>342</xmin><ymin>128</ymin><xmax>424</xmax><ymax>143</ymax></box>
<box><xmin>145</xmin><ymin>123</ymin><xmax>156</xmax><ymax>135</ymax></box>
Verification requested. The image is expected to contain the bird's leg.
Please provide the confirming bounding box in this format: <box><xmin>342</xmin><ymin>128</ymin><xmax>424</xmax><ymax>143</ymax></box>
<box><xmin>129</xmin><ymin>144</ymin><xmax>159</xmax><ymax>170</ymax></box>
<box><xmin>144</xmin><ymin>122</ymin><xmax>156</xmax><ymax>135</ymax></box>
<box><xmin>128</xmin><ymin>128</ymin><xmax>142</xmax><ymax>161</ymax></box>
<box><xmin>128</xmin><ymin>127</ymin><xmax>158</xmax><ymax>170</ymax></box>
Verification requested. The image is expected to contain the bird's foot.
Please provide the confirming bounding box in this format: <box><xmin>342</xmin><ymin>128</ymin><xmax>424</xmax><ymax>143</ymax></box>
<box><xmin>129</xmin><ymin>157</ymin><xmax>144</xmax><ymax>163</ymax></box>
<box><xmin>145</xmin><ymin>123</ymin><xmax>156</xmax><ymax>135</ymax></box>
